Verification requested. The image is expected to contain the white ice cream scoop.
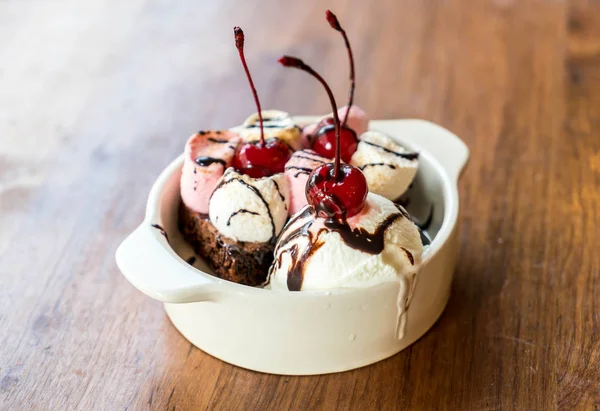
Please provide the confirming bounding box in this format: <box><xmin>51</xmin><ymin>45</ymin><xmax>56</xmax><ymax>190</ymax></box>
<box><xmin>269</xmin><ymin>193</ymin><xmax>422</xmax><ymax>291</ymax></box>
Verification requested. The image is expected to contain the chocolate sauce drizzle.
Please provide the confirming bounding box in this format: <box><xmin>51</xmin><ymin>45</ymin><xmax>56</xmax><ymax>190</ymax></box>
<box><xmin>246</xmin><ymin>123</ymin><xmax>288</xmax><ymax>129</ymax></box>
<box><xmin>195</xmin><ymin>156</ymin><xmax>226</xmax><ymax>168</ymax></box>
<box><xmin>277</xmin><ymin>205</ymin><xmax>313</xmax><ymax>241</ymax></box>
<box><xmin>361</xmin><ymin>140</ymin><xmax>419</xmax><ymax>160</ymax></box>
<box><xmin>207</xmin><ymin>137</ymin><xmax>230</xmax><ymax>144</ymax></box>
<box><xmin>286</xmin><ymin>240</ymin><xmax>325</xmax><ymax>292</ymax></box>
<box><xmin>274</xmin><ymin>206</ymin><xmax>409</xmax><ymax>291</ymax></box>
<box><xmin>213</xmin><ymin>176</ymin><xmax>276</xmax><ymax>240</ymax></box>
<box><xmin>292</xmin><ymin>154</ymin><xmax>327</xmax><ymax>164</ymax></box>
<box><xmin>244</xmin><ymin>115</ymin><xmax>288</xmax><ymax>128</ymax></box>
<box><xmin>226</xmin><ymin>209</ymin><xmax>259</xmax><ymax>226</ymax></box>
<box><xmin>284</xmin><ymin>244</ymin><xmax>301</xmax><ymax>290</ymax></box>
<box><xmin>323</xmin><ymin>212</ymin><xmax>405</xmax><ymax>255</ymax></box>
<box><xmin>151</xmin><ymin>224</ymin><xmax>169</xmax><ymax>242</ymax></box>
<box><xmin>275</xmin><ymin>216</ymin><xmax>314</xmax><ymax>254</ymax></box>
<box><xmin>401</xmin><ymin>247</ymin><xmax>414</xmax><ymax>265</ymax></box>
<box><xmin>272</xmin><ymin>179</ymin><xmax>287</xmax><ymax>210</ymax></box>
<box><xmin>359</xmin><ymin>163</ymin><xmax>397</xmax><ymax>171</ymax></box>
<box><xmin>285</xmin><ymin>166</ymin><xmax>312</xmax><ymax>178</ymax></box>
<box><xmin>271</xmin><ymin>210</ymin><xmax>322</xmax><ymax>291</ymax></box>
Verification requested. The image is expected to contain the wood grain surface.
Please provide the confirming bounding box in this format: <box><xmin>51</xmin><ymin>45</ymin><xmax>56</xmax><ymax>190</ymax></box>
<box><xmin>1</xmin><ymin>0</ymin><xmax>599</xmax><ymax>409</ymax></box>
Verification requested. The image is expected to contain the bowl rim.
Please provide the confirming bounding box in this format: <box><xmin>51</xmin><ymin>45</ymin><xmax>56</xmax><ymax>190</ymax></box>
<box><xmin>138</xmin><ymin>118</ymin><xmax>463</xmax><ymax>299</ymax></box>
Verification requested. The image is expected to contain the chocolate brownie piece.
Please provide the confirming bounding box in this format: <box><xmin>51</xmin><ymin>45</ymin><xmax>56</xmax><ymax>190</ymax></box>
<box><xmin>178</xmin><ymin>203</ymin><xmax>273</xmax><ymax>286</ymax></box>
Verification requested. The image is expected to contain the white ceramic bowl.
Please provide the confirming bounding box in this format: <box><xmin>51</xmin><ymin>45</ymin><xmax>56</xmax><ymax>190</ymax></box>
<box><xmin>116</xmin><ymin>118</ymin><xmax>469</xmax><ymax>375</ymax></box>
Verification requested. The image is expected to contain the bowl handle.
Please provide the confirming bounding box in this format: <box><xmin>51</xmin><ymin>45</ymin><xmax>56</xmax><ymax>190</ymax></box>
<box><xmin>371</xmin><ymin>119</ymin><xmax>469</xmax><ymax>181</ymax></box>
<box><xmin>116</xmin><ymin>224</ymin><xmax>221</xmax><ymax>303</ymax></box>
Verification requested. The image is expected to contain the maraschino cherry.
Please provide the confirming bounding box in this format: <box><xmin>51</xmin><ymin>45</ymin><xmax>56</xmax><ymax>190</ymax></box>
<box><xmin>232</xmin><ymin>27</ymin><xmax>292</xmax><ymax>178</ymax></box>
<box><xmin>278</xmin><ymin>56</ymin><xmax>368</xmax><ymax>220</ymax></box>
<box><xmin>309</xmin><ymin>10</ymin><xmax>358</xmax><ymax>163</ymax></box>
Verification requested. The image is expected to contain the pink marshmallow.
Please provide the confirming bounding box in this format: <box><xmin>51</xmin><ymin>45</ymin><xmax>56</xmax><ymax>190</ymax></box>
<box><xmin>301</xmin><ymin>105</ymin><xmax>370</xmax><ymax>148</ymax></box>
<box><xmin>180</xmin><ymin>130</ymin><xmax>241</xmax><ymax>214</ymax></box>
<box><xmin>284</xmin><ymin>149</ymin><xmax>333</xmax><ymax>215</ymax></box>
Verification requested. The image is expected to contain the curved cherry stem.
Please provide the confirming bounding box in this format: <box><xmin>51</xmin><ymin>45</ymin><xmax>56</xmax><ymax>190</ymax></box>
<box><xmin>326</xmin><ymin>10</ymin><xmax>354</xmax><ymax>126</ymax></box>
<box><xmin>234</xmin><ymin>26</ymin><xmax>264</xmax><ymax>146</ymax></box>
<box><xmin>278</xmin><ymin>56</ymin><xmax>342</xmax><ymax>181</ymax></box>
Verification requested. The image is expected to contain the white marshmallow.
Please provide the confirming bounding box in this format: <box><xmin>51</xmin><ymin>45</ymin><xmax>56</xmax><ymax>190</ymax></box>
<box><xmin>350</xmin><ymin>131</ymin><xmax>419</xmax><ymax>200</ymax></box>
<box><xmin>232</xmin><ymin>110</ymin><xmax>303</xmax><ymax>150</ymax></box>
<box><xmin>209</xmin><ymin>168</ymin><xmax>290</xmax><ymax>243</ymax></box>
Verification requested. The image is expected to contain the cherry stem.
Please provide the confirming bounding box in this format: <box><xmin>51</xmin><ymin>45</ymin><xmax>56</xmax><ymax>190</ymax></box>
<box><xmin>234</xmin><ymin>26</ymin><xmax>264</xmax><ymax>147</ymax></box>
<box><xmin>278</xmin><ymin>56</ymin><xmax>342</xmax><ymax>181</ymax></box>
<box><xmin>326</xmin><ymin>10</ymin><xmax>354</xmax><ymax>127</ymax></box>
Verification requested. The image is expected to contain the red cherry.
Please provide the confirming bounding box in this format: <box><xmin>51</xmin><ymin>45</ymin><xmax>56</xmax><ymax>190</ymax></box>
<box><xmin>306</xmin><ymin>163</ymin><xmax>368</xmax><ymax>220</ymax></box>
<box><xmin>233</xmin><ymin>27</ymin><xmax>291</xmax><ymax>177</ymax></box>
<box><xmin>278</xmin><ymin>55</ymin><xmax>368</xmax><ymax>219</ymax></box>
<box><xmin>311</xmin><ymin>123</ymin><xmax>358</xmax><ymax>162</ymax></box>
<box><xmin>233</xmin><ymin>138</ymin><xmax>292</xmax><ymax>178</ymax></box>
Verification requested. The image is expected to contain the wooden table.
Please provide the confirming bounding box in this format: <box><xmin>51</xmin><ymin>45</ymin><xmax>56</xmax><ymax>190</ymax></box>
<box><xmin>1</xmin><ymin>0</ymin><xmax>599</xmax><ymax>409</ymax></box>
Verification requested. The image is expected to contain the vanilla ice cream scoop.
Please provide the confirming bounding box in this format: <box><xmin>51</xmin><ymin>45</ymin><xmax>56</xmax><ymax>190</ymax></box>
<box><xmin>233</xmin><ymin>110</ymin><xmax>303</xmax><ymax>151</ymax></box>
<box><xmin>350</xmin><ymin>131</ymin><xmax>419</xmax><ymax>201</ymax></box>
<box><xmin>269</xmin><ymin>192</ymin><xmax>422</xmax><ymax>291</ymax></box>
<box><xmin>209</xmin><ymin>168</ymin><xmax>290</xmax><ymax>243</ymax></box>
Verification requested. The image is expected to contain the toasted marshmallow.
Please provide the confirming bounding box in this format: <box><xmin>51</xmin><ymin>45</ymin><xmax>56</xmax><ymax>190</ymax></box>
<box><xmin>209</xmin><ymin>168</ymin><xmax>290</xmax><ymax>243</ymax></box>
<box><xmin>284</xmin><ymin>150</ymin><xmax>333</xmax><ymax>215</ymax></box>
<box><xmin>180</xmin><ymin>131</ymin><xmax>241</xmax><ymax>214</ymax></box>
<box><xmin>350</xmin><ymin>131</ymin><xmax>419</xmax><ymax>200</ymax></box>
<box><xmin>301</xmin><ymin>105</ymin><xmax>369</xmax><ymax>147</ymax></box>
<box><xmin>233</xmin><ymin>110</ymin><xmax>303</xmax><ymax>151</ymax></box>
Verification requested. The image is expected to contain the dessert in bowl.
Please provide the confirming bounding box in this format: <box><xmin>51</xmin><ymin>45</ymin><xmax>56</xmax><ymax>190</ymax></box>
<box><xmin>116</xmin><ymin>12</ymin><xmax>469</xmax><ymax>375</ymax></box>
